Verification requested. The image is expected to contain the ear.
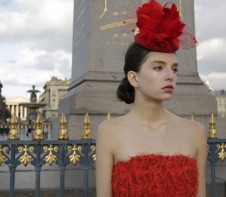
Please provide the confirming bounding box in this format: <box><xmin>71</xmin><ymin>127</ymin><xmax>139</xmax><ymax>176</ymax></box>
<box><xmin>127</xmin><ymin>71</ymin><xmax>139</xmax><ymax>88</ymax></box>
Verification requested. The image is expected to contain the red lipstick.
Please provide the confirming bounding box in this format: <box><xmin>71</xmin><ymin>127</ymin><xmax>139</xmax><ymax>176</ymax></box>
<box><xmin>162</xmin><ymin>85</ymin><xmax>174</xmax><ymax>93</ymax></box>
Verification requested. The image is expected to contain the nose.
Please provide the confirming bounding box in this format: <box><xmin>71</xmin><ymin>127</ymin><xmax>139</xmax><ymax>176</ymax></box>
<box><xmin>164</xmin><ymin>69</ymin><xmax>175</xmax><ymax>81</ymax></box>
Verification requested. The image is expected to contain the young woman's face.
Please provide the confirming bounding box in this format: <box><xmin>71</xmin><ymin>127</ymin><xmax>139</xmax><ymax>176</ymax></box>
<box><xmin>134</xmin><ymin>51</ymin><xmax>178</xmax><ymax>101</ymax></box>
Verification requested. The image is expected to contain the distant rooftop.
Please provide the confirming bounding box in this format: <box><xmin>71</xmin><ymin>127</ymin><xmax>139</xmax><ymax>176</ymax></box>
<box><xmin>212</xmin><ymin>89</ymin><xmax>226</xmax><ymax>96</ymax></box>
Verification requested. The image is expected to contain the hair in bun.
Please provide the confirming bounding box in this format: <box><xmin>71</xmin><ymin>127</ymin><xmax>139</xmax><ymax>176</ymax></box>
<box><xmin>117</xmin><ymin>42</ymin><xmax>151</xmax><ymax>104</ymax></box>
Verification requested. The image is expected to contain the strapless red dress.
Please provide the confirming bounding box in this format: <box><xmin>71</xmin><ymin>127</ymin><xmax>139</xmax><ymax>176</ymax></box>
<box><xmin>112</xmin><ymin>154</ymin><xmax>198</xmax><ymax>197</ymax></box>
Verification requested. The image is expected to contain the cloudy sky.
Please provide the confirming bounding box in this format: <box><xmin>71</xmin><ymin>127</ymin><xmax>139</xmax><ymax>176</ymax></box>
<box><xmin>0</xmin><ymin>0</ymin><xmax>226</xmax><ymax>99</ymax></box>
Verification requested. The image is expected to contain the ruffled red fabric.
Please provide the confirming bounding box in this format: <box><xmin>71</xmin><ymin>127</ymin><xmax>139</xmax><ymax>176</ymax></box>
<box><xmin>112</xmin><ymin>154</ymin><xmax>198</xmax><ymax>197</ymax></box>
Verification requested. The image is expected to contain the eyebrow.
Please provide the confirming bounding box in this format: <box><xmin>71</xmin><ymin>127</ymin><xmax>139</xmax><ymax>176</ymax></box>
<box><xmin>152</xmin><ymin>60</ymin><xmax>178</xmax><ymax>67</ymax></box>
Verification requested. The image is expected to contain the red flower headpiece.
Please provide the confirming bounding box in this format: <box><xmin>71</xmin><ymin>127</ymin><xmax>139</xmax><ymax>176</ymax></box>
<box><xmin>134</xmin><ymin>0</ymin><xmax>197</xmax><ymax>52</ymax></box>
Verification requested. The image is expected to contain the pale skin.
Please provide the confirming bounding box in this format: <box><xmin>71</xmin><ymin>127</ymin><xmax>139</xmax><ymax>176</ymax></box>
<box><xmin>96</xmin><ymin>51</ymin><xmax>207</xmax><ymax>197</ymax></box>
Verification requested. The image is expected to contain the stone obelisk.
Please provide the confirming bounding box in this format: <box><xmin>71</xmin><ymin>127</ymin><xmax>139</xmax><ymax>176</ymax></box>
<box><xmin>58</xmin><ymin>0</ymin><xmax>217</xmax><ymax>139</ymax></box>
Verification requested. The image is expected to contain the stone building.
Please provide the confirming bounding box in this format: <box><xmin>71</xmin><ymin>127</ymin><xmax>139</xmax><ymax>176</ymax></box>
<box><xmin>6</xmin><ymin>97</ymin><xmax>29</xmax><ymax>121</ymax></box>
<box><xmin>214</xmin><ymin>90</ymin><xmax>226</xmax><ymax>118</ymax></box>
<box><xmin>39</xmin><ymin>76</ymin><xmax>70</xmax><ymax>120</ymax></box>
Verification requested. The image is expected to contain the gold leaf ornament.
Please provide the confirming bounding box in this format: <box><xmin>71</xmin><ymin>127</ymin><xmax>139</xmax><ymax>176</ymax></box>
<box><xmin>43</xmin><ymin>145</ymin><xmax>58</xmax><ymax>166</ymax></box>
<box><xmin>18</xmin><ymin>145</ymin><xmax>33</xmax><ymax>166</ymax></box>
<box><xmin>68</xmin><ymin>145</ymin><xmax>82</xmax><ymax>165</ymax></box>
<box><xmin>91</xmin><ymin>145</ymin><xmax>96</xmax><ymax>161</ymax></box>
<box><xmin>0</xmin><ymin>146</ymin><xmax>8</xmax><ymax>166</ymax></box>
<box><xmin>217</xmin><ymin>143</ymin><xmax>226</xmax><ymax>161</ymax></box>
<box><xmin>69</xmin><ymin>153</ymin><xmax>80</xmax><ymax>165</ymax></box>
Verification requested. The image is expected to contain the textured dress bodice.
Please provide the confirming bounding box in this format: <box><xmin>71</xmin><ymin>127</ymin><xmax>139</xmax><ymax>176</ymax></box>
<box><xmin>112</xmin><ymin>154</ymin><xmax>198</xmax><ymax>197</ymax></box>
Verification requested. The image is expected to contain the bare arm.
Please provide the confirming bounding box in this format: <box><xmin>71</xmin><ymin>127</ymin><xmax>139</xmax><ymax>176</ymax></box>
<box><xmin>96</xmin><ymin>121</ymin><xmax>114</xmax><ymax>197</ymax></box>
<box><xmin>195</xmin><ymin>123</ymin><xmax>207</xmax><ymax>197</ymax></box>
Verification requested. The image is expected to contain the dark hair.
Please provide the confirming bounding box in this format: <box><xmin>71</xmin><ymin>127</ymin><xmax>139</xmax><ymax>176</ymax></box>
<box><xmin>117</xmin><ymin>42</ymin><xmax>151</xmax><ymax>104</ymax></box>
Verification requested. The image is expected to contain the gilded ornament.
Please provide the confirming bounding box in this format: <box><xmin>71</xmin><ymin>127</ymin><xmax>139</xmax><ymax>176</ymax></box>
<box><xmin>8</xmin><ymin>112</ymin><xmax>19</xmax><ymax>140</ymax></box>
<box><xmin>178</xmin><ymin>0</ymin><xmax>182</xmax><ymax>17</ymax></box>
<box><xmin>191</xmin><ymin>113</ymin><xmax>195</xmax><ymax>121</ymax></box>
<box><xmin>217</xmin><ymin>143</ymin><xmax>226</xmax><ymax>161</ymax></box>
<box><xmin>58</xmin><ymin>113</ymin><xmax>69</xmax><ymax>140</ymax></box>
<box><xmin>99</xmin><ymin>0</ymin><xmax>108</xmax><ymax>19</ymax></box>
<box><xmin>82</xmin><ymin>113</ymin><xmax>91</xmax><ymax>140</ymax></box>
<box><xmin>18</xmin><ymin>145</ymin><xmax>34</xmax><ymax>166</ymax></box>
<box><xmin>100</xmin><ymin>18</ymin><xmax>136</xmax><ymax>31</ymax></box>
<box><xmin>107</xmin><ymin>112</ymin><xmax>111</xmax><ymax>120</ymax></box>
<box><xmin>68</xmin><ymin>145</ymin><xmax>82</xmax><ymax>165</ymax></box>
<box><xmin>91</xmin><ymin>145</ymin><xmax>96</xmax><ymax>161</ymax></box>
<box><xmin>0</xmin><ymin>145</ymin><xmax>8</xmax><ymax>166</ymax></box>
<box><xmin>207</xmin><ymin>144</ymin><xmax>210</xmax><ymax>156</ymax></box>
<box><xmin>43</xmin><ymin>145</ymin><xmax>58</xmax><ymax>166</ymax></box>
<box><xmin>69</xmin><ymin>153</ymin><xmax>80</xmax><ymax>165</ymax></box>
<box><xmin>208</xmin><ymin>113</ymin><xmax>217</xmax><ymax>139</ymax></box>
<box><xmin>34</xmin><ymin>113</ymin><xmax>44</xmax><ymax>140</ymax></box>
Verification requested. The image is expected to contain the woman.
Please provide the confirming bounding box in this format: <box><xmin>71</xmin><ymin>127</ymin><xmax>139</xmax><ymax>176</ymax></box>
<box><xmin>96</xmin><ymin>1</ymin><xmax>207</xmax><ymax>196</ymax></box>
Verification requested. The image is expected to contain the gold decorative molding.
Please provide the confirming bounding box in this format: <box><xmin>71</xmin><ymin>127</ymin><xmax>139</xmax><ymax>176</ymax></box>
<box><xmin>43</xmin><ymin>145</ymin><xmax>58</xmax><ymax>166</ymax></box>
<box><xmin>112</xmin><ymin>11</ymin><xmax>127</xmax><ymax>16</ymax></box>
<box><xmin>68</xmin><ymin>145</ymin><xmax>82</xmax><ymax>165</ymax></box>
<box><xmin>107</xmin><ymin>112</ymin><xmax>111</xmax><ymax>120</ymax></box>
<box><xmin>58</xmin><ymin>113</ymin><xmax>69</xmax><ymax>140</ymax></box>
<box><xmin>217</xmin><ymin>143</ymin><xmax>226</xmax><ymax>161</ymax></box>
<box><xmin>208</xmin><ymin>113</ymin><xmax>217</xmax><ymax>139</ymax></box>
<box><xmin>100</xmin><ymin>18</ymin><xmax>136</xmax><ymax>31</ymax></box>
<box><xmin>191</xmin><ymin>113</ymin><xmax>195</xmax><ymax>121</ymax></box>
<box><xmin>8</xmin><ymin>112</ymin><xmax>19</xmax><ymax>140</ymax></box>
<box><xmin>91</xmin><ymin>145</ymin><xmax>96</xmax><ymax>162</ymax></box>
<box><xmin>178</xmin><ymin>0</ymin><xmax>182</xmax><ymax>17</ymax></box>
<box><xmin>207</xmin><ymin>144</ymin><xmax>210</xmax><ymax>156</ymax></box>
<box><xmin>82</xmin><ymin>113</ymin><xmax>91</xmax><ymax>140</ymax></box>
<box><xmin>34</xmin><ymin>113</ymin><xmax>44</xmax><ymax>140</ymax></box>
<box><xmin>0</xmin><ymin>145</ymin><xmax>8</xmax><ymax>166</ymax></box>
<box><xmin>99</xmin><ymin>0</ymin><xmax>108</xmax><ymax>19</ymax></box>
<box><xmin>18</xmin><ymin>145</ymin><xmax>34</xmax><ymax>166</ymax></box>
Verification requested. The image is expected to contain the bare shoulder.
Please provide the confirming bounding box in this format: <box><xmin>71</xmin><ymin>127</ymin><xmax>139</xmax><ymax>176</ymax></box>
<box><xmin>169</xmin><ymin>112</ymin><xmax>207</xmax><ymax>139</ymax></box>
<box><xmin>186</xmin><ymin>119</ymin><xmax>206</xmax><ymax>139</ymax></box>
<box><xmin>98</xmin><ymin>117</ymin><xmax>124</xmax><ymax>135</ymax></box>
<box><xmin>175</xmin><ymin>114</ymin><xmax>207</xmax><ymax>141</ymax></box>
<box><xmin>97</xmin><ymin>116</ymin><xmax>126</xmax><ymax>143</ymax></box>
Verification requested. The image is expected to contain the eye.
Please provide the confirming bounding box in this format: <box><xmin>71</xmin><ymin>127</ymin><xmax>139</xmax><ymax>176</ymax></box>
<box><xmin>172</xmin><ymin>67</ymin><xmax>178</xmax><ymax>73</ymax></box>
<box><xmin>153</xmin><ymin>66</ymin><xmax>162</xmax><ymax>71</ymax></box>
<box><xmin>172</xmin><ymin>66</ymin><xmax>178</xmax><ymax>73</ymax></box>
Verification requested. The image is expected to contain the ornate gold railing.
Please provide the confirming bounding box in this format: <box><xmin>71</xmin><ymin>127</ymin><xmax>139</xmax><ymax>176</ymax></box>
<box><xmin>0</xmin><ymin>112</ymin><xmax>97</xmax><ymax>197</ymax></box>
<box><xmin>207</xmin><ymin>113</ymin><xmax>226</xmax><ymax>197</ymax></box>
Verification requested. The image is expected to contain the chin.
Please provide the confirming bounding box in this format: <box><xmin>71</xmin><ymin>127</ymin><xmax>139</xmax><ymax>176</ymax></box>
<box><xmin>161</xmin><ymin>94</ymin><xmax>173</xmax><ymax>101</ymax></box>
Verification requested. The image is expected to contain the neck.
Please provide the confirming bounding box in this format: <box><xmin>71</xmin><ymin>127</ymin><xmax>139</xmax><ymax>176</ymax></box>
<box><xmin>129</xmin><ymin>97</ymin><xmax>168</xmax><ymax>125</ymax></box>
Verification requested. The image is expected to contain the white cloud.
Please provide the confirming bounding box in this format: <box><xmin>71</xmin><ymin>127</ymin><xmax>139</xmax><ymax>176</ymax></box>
<box><xmin>0</xmin><ymin>0</ymin><xmax>73</xmax><ymax>45</ymax></box>
<box><xmin>195</xmin><ymin>0</ymin><xmax>226</xmax><ymax>91</ymax></box>
<box><xmin>200</xmin><ymin>73</ymin><xmax>226</xmax><ymax>91</ymax></box>
<box><xmin>5</xmin><ymin>47</ymin><xmax>71</xmax><ymax>70</ymax></box>
<box><xmin>0</xmin><ymin>0</ymin><xmax>73</xmax><ymax>98</ymax></box>
<box><xmin>197</xmin><ymin>38</ymin><xmax>226</xmax><ymax>61</ymax></box>
<box><xmin>195</xmin><ymin>1</ymin><xmax>226</xmax><ymax>41</ymax></box>
<box><xmin>1</xmin><ymin>48</ymin><xmax>71</xmax><ymax>84</ymax></box>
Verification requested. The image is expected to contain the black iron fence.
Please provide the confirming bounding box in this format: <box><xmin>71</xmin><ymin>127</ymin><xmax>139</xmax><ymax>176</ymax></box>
<box><xmin>0</xmin><ymin>139</ymin><xmax>96</xmax><ymax>197</ymax></box>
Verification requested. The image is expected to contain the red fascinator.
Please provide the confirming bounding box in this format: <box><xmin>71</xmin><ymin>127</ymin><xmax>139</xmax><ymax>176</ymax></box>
<box><xmin>134</xmin><ymin>0</ymin><xmax>196</xmax><ymax>53</ymax></box>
